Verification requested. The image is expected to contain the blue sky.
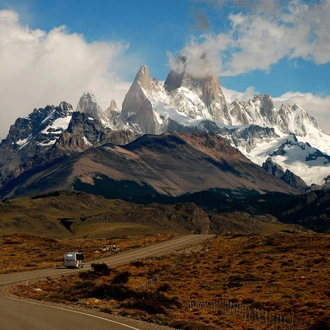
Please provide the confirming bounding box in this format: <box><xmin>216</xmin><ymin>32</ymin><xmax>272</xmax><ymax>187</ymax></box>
<box><xmin>0</xmin><ymin>0</ymin><xmax>330</xmax><ymax>136</ymax></box>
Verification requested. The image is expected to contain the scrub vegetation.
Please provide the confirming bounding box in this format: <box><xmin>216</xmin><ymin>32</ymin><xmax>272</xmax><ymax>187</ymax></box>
<box><xmin>0</xmin><ymin>233</ymin><xmax>174</xmax><ymax>274</ymax></box>
<box><xmin>7</xmin><ymin>233</ymin><xmax>330</xmax><ymax>329</ymax></box>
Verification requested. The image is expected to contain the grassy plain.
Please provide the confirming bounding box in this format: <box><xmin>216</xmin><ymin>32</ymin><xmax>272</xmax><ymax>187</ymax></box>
<box><xmin>0</xmin><ymin>191</ymin><xmax>196</xmax><ymax>238</ymax></box>
<box><xmin>0</xmin><ymin>233</ymin><xmax>174</xmax><ymax>274</ymax></box>
<box><xmin>0</xmin><ymin>191</ymin><xmax>305</xmax><ymax>240</ymax></box>
<box><xmin>5</xmin><ymin>233</ymin><xmax>330</xmax><ymax>330</ymax></box>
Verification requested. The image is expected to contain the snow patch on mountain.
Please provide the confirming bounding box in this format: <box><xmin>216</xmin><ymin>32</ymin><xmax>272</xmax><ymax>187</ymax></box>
<box><xmin>38</xmin><ymin>139</ymin><xmax>57</xmax><ymax>147</ymax></box>
<box><xmin>142</xmin><ymin>84</ymin><xmax>205</xmax><ymax>127</ymax></box>
<box><xmin>16</xmin><ymin>135</ymin><xmax>32</xmax><ymax>149</ymax></box>
<box><xmin>296</xmin><ymin>124</ymin><xmax>330</xmax><ymax>156</ymax></box>
<box><xmin>3</xmin><ymin>63</ymin><xmax>329</xmax><ymax>191</ymax></box>
<box><xmin>41</xmin><ymin>116</ymin><xmax>72</xmax><ymax>135</ymax></box>
<box><xmin>125</xmin><ymin>65</ymin><xmax>329</xmax><ymax>186</ymax></box>
<box><xmin>83</xmin><ymin>136</ymin><xmax>93</xmax><ymax>146</ymax></box>
<box><xmin>247</xmin><ymin>135</ymin><xmax>330</xmax><ymax>185</ymax></box>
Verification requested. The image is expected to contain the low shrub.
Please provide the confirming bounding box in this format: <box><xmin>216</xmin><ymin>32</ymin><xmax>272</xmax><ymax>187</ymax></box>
<box><xmin>242</xmin><ymin>298</ymin><xmax>254</xmax><ymax>304</ymax></box>
<box><xmin>131</xmin><ymin>260</ymin><xmax>145</xmax><ymax>267</ymax></box>
<box><xmin>157</xmin><ymin>283</ymin><xmax>171</xmax><ymax>292</ymax></box>
<box><xmin>112</xmin><ymin>271</ymin><xmax>130</xmax><ymax>284</ymax></box>
<box><xmin>125</xmin><ymin>291</ymin><xmax>181</xmax><ymax>315</ymax></box>
<box><xmin>169</xmin><ymin>320</ymin><xmax>218</xmax><ymax>329</ymax></box>
<box><xmin>91</xmin><ymin>263</ymin><xmax>111</xmax><ymax>276</ymax></box>
<box><xmin>91</xmin><ymin>284</ymin><xmax>134</xmax><ymax>301</ymax></box>
<box><xmin>308</xmin><ymin>317</ymin><xmax>330</xmax><ymax>330</ymax></box>
<box><xmin>78</xmin><ymin>270</ymin><xmax>102</xmax><ymax>280</ymax></box>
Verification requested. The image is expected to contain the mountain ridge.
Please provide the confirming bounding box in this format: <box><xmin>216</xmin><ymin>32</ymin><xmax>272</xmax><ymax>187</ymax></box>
<box><xmin>0</xmin><ymin>63</ymin><xmax>329</xmax><ymax>199</ymax></box>
<box><xmin>0</xmin><ymin>131</ymin><xmax>299</xmax><ymax>200</ymax></box>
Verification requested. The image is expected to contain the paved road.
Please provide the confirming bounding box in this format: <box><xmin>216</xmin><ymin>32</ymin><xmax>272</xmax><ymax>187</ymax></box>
<box><xmin>0</xmin><ymin>296</ymin><xmax>144</xmax><ymax>330</ymax></box>
<box><xmin>0</xmin><ymin>234</ymin><xmax>214</xmax><ymax>330</ymax></box>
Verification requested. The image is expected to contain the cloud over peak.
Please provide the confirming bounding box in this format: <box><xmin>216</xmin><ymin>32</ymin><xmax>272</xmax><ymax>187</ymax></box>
<box><xmin>0</xmin><ymin>9</ymin><xmax>133</xmax><ymax>139</ymax></box>
<box><xmin>169</xmin><ymin>0</ymin><xmax>330</xmax><ymax>77</ymax></box>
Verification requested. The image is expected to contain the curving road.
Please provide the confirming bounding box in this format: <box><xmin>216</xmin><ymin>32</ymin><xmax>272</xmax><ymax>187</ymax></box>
<box><xmin>0</xmin><ymin>234</ymin><xmax>214</xmax><ymax>330</ymax></box>
<box><xmin>0</xmin><ymin>296</ymin><xmax>144</xmax><ymax>330</ymax></box>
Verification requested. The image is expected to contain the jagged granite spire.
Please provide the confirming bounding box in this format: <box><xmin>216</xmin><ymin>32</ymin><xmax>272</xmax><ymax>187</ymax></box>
<box><xmin>104</xmin><ymin>99</ymin><xmax>127</xmax><ymax>127</ymax></box>
<box><xmin>164</xmin><ymin>56</ymin><xmax>230</xmax><ymax>124</ymax></box>
<box><xmin>121</xmin><ymin>65</ymin><xmax>159</xmax><ymax>134</ymax></box>
<box><xmin>76</xmin><ymin>90</ymin><xmax>104</xmax><ymax>122</ymax></box>
<box><xmin>105</xmin><ymin>99</ymin><xmax>118</xmax><ymax>117</ymax></box>
<box><xmin>133</xmin><ymin>64</ymin><xmax>151</xmax><ymax>91</ymax></box>
<box><xmin>108</xmin><ymin>99</ymin><xmax>118</xmax><ymax>111</ymax></box>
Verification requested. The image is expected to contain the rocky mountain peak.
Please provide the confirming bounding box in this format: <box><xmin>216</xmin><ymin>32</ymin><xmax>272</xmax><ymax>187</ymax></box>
<box><xmin>76</xmin><ymin>90</ymin><xmax>103</xmax><ymax>121</ymax></box>
<box><xmin>200</xmin><ymin>75</ymin><xmax>226</xmax><ymax>103</ymax></box>
<box><xmin>262</xmin><ymin>157</ymin><xmax>308</xmax><ymax>190</ymax></box>
<box><xmin>164</xmin><ymin>70</ymin><xmax>185</xmax><ymax>92</ymax></box>
<box><xmin>59</xmin><ymin>101</ymin><xmax>73</xmax><ymax>112</ymax></box>
<box><xmin>105</xmin><ymin>99</ymin><xmax>126</xmax><ymax>128</ymax></box>
<box><xmin>83</xmin><ymin>90</ymin><xmax>97</xmax><ymax>102</ymax></box>
<box><xmin>164</xmin><ymin>57</ymin><xmax>230</xmax><ymax>123</ymax></box>
<box><xmin>108</xmin><ymin>99</ymin><xmax>118</xmax><ymax>112</ymax></box>
<box><xmin>262</xmin><ymin>157</ymin><xmax>285</xmax><ymax>178</ymax></box>
<box><xmin>259</xmin><ymin>93</ymin><xmax>277</xmax><ymax>124</ymax></box>
<box><xmin>164</xmin><ymin>66</ymin><xmax>222</xmax><ymax>97</ymax></box>
<box><xmin>121</xmin><ymin>65</ymin><xmax>157</xmax><ymax>134</ymax></box>
<box><xmin>133</xmin><ymin>64</ymin><xmax>151</xmax><ymax>91</ymax></box>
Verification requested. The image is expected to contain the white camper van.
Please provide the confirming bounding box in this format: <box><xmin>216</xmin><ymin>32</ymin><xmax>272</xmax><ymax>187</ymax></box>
<box><xmin>63</xmin><ymin>252</ymin><xmax>84</xmax><ymax>268</ymax></box>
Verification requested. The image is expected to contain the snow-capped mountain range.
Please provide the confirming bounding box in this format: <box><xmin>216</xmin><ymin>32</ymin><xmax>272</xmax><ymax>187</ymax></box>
<box><xmin>119</xmin><ymin>63</ymin><xmax>330</xmax><ymax>187</ymax></box>
<box><xmin>1</xmin><ymin>61</ymin><xmax>329</xmax><ymax>192</ymax></box>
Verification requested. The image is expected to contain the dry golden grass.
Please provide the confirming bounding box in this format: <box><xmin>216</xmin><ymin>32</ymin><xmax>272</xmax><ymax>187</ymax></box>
<box><xmin>0</xmin><ymin>233</ymin><xmax>175</xmax><ymax>274</ymax></box>
<box><xmin>8</xmin><ymin>233</ymin><xmax>330</xmax><ymax>329</ymax></box>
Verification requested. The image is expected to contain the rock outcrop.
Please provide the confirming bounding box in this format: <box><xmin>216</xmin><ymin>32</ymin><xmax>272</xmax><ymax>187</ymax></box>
<box><xmin>262</xmin><ymin>157</ymin><xmax>308</xmax><ymax>190</ymax></box>
<box><xmin>76</xmin><ymin>91</ymin><xmax>104</xmax><ymax>122</ymax></box>
<box><xmin>165</xmin><ymin>56</ymin><xmax>230</xmax><ymax>123</ymax></box>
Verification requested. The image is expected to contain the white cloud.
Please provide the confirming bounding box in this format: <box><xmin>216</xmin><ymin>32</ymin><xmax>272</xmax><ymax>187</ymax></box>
<box><xmin>222</xmin><ymin>86</ymin><xmax>257</xmax><ymax>103</ymax></box>
<box><xmin>169</xmin><ymin>0</ymin><xmax>330</xmax><ymax>77</ymax></box>
<box><xmin>186</xmin><ymin>1</ymin><xmax>330</xmax><ymax>135</ymax></box>
<box><xmin>0</xmin><ymin>9</ymin><xmax>134</xmax><ymax>139</ymax></box>
<box><xmin>167</xmin><ymin>33</ymin><xmax>232</xmax><ymax>78</ymax></box>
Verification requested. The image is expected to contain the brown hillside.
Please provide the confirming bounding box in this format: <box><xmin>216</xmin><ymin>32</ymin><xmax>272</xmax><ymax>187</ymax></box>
<box><xmin>0</xmin><ymin>132</ymin><xmax>299</xmax><ymax>199</ymax></box>
<box><xmin>0</xmin><ymin>191</ymin><xmax>302</xmax><ymax>239</ymax></box>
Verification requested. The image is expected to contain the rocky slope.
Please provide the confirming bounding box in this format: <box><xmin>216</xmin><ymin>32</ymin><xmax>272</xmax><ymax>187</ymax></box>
<box><xmin>0</xmin><ymin>97</ymin><xmax>137</xmax><ymax>190</ymax></box>
<box><xmin>0</xmin><ymin>62</ymin><xmax>329</xmax><ymax>198</ymax></box>
<box><xmin>262</xmin><ymin>157</ymin><xmax>308</xmax><ymax>191</ymax></box>
<box><xmin>0</xmin><ymin>131</ymin><xmax>299</xmax><ymax>200</ymax></box>
<box><xmin>119</xmin><ymin>64</ymin><xmax>330</xmax><ymax>187</ymax></box>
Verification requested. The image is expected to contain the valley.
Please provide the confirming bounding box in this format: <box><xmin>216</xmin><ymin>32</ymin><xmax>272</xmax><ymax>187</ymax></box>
<box><xmin>0</xmin><ymin>63</ymin><xmax>329</xmax><ymax>201</ymax></box>
<box><xmin>3</xmin><ymin>232</ymin><xmax>330</xmax><ymax>330</ymax></box>
<box><xmin>1</xmin><ymin>3</ymin><xmax>330</xmax><ymax>330</ymax></box>
<box><xmin>0</xmin><ymin>51</ymin><xmax>329</xmax><ymax>330</ymax></box>
<box><xmin>0</xmin><ymin>189</ymin><xmax>329</xmax><ymax>329</ymax></box>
